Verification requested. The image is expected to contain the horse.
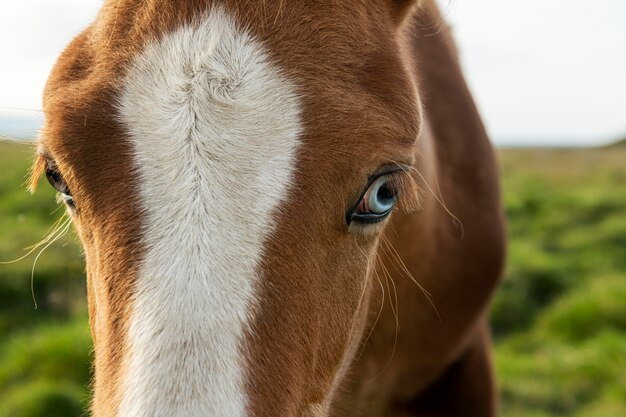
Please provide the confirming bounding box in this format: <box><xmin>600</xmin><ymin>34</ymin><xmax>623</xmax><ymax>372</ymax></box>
<box><xmin>31</xmin><ymin>0</ymin><xmax>506</xmax><ymax>415</ymax></box>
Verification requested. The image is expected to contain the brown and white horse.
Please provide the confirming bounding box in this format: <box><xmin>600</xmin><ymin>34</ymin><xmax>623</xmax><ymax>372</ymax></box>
<box><xmin>31</xmin><ymin>0</ymin><xmax>506</xmax><ymax>416</ymax></box>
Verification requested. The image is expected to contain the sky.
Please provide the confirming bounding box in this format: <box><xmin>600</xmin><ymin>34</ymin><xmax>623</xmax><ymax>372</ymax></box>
<box><xmin>0</xmin><ymin>0</ymin><xmax>624</xmax><ymax>146</ymax></box>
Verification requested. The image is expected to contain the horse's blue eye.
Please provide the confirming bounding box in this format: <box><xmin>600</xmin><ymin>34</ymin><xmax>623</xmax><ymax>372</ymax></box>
<box><xmin>367</xmin><ymin>176</ymin><xmax>396</xmax><ymax>214</ymax></box>
<box><xmin>348</xmin><ymin>174</ymin><xmax>399</xmax><ymax>225</ymax></box>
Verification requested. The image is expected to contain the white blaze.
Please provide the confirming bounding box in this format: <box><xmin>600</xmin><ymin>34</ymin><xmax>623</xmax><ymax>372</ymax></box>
<box><xmin>117</xmin><ymin>8</ymin><xmax>302</xmax><ymax>416</ymax></box>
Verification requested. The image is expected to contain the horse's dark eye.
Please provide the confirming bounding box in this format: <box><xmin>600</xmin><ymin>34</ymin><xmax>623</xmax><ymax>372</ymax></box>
<box><xmin>347</xmin><ymin>174</ymin><xmax>399</xmax><ymax>225</ymax></box>
<box><xmin>45</xmin><ymin>168</ymin><xmax>74</xmax><ymax>207</ymax></box>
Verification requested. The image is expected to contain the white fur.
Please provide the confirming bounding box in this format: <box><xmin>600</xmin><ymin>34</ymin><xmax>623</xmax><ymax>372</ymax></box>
<box><xmin>117</xmin><ymin>8</ymin><xmax>302</xmax><ymax>416</ymax></box>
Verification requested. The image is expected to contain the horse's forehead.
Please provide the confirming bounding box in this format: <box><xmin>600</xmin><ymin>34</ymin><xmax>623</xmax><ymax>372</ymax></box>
<box><xmin>44</xmin><ymin>1</ymin><xmax>418</xmax><ymax>166</ymax></box>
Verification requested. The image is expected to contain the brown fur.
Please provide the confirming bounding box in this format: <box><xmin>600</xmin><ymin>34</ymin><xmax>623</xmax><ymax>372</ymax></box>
<box><xmin>35</xmin><ymin>0</ymin><xmax>505</xmax><ymax>415</ymax></box>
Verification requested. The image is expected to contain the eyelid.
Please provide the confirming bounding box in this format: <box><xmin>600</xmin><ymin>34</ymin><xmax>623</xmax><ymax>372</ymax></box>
<box><xmin>367</xmin><ymin>164</ymin><xmax>410</xmax><ymax>182</ymax></box>
<box><xmin>44</xmin><ymin>155</ymin><xmax>58</xmax><ymax>170</ymax></box>
<box><xmin>36</xmin><ymin>144</ymin><xmax>53</xmax><ymax>164</ymax></box>
<box><xmin>363</xmin><ymin>166</ymin><xmax>410</xmax><ymax>203</ymax></box>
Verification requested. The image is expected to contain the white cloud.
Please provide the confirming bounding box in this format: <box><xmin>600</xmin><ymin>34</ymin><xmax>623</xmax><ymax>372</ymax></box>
<box><xmin>442</xmin><ymin>0</ymin><xmax>626</xmax><ymax>145</ymax></box>
<box><xmin>0</xmin><ymin>0</ymin><xmax>102</xmax><ymax>118</ymax></box>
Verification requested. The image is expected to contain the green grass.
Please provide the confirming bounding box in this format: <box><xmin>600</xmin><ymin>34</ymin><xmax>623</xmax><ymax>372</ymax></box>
<box><xmin>0</xmin><ymin>140</ymin><xmax>625</xmax><ymax>415</ymax></box>
<box><xmin>493</xmin><ymin>147</ymin><xmax>626</xmax><ymax>416</ymax></box>
<box><xmin>0</xmin><ymin>141</ymin><xmax>88</xmax><ymax>416</ymax></box>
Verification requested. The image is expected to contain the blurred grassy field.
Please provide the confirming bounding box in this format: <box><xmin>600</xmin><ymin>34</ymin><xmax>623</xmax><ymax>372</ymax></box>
<box><xmin>0</xmin><ymin>140</ymin><xmax>625</xmax><ymax>416</ymax></box>
<box><xmin>494</xmin><ymin>145</ymin><xmax>626</xmax><ymax>416</ymax></box>
<box><xmin>0</xmin><ymin>141</ymin><xmax>89</xmax><ymax>416</ymax></box>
